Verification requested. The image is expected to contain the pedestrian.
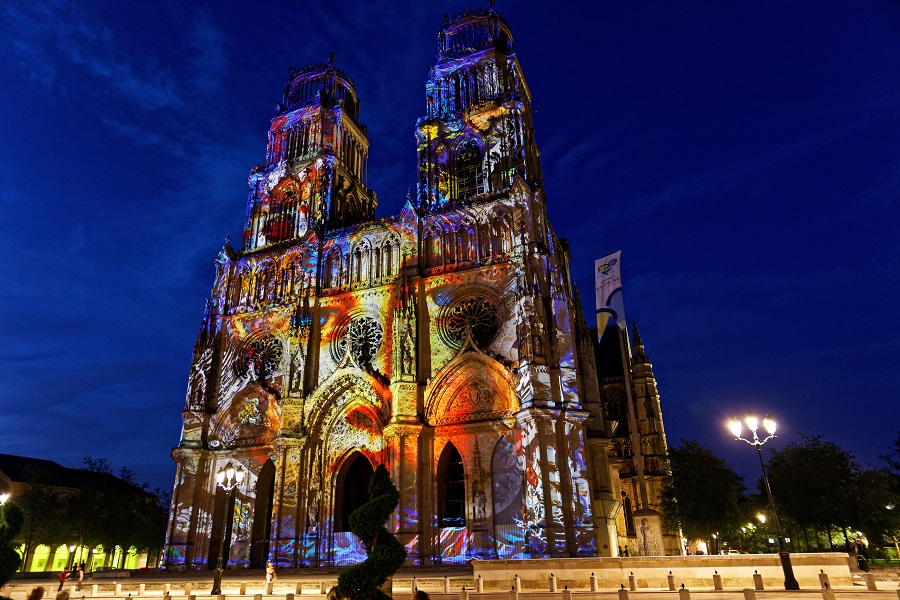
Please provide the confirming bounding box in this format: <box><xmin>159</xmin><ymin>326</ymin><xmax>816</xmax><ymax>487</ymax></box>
<box><xmin>76</xmin><ymin>565</ymin><xmax>84</xmax><ymax>591</ymax></box>
<box><xmin>57</xmin><ymin>569</ymin><xmax>68</xmax><ymax>592</ymax></box>
<box><xmin>26</xmin><ymin>586</ymin><xmax>45</xmax><ymax>600</ymax></box>
<box><xmin>265</xmin><ymin>561</ymin><xmax>276</xmax><ymax>585</ymax></box>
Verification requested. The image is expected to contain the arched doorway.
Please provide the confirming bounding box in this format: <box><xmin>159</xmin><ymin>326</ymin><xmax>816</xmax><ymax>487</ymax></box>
<box><xmin>207</xmin><ymin>486</ymin><xmax>237</xmax><ymax>569</ymax></box>
<box><xmin>435</xmin><ymin>443</ymin><xmax>467</xmax><ymax>563</ymax></box>
<box><xmin>249</xmin><ymin>460</ymin><xmax>276</xmax><ymax>568</ymax></box>
<box><xmin>437</xmin><ymin>443</ymin><xmax>465</xmax><ymax>527</ymax></box>
<box><xmin>335</xmin><ymin>452</ymin><xmax>374</xmax><ymax>532</ymax></box>
<box><xmin>492</xmin><ymin>436</ymin><xmax>523</xmax><ymax>558</ymax></box>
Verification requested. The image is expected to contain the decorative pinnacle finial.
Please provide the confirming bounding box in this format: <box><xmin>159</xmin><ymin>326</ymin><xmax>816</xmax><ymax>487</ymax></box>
<box><xmin>488</xmin><ymin>0</ymin><xmax>495</xmax><ymax>8</ymax></box>
<box><xmin>327</xmin><ymin>52</ymin><xmax>335</xmax><ymax>67</ymax></box>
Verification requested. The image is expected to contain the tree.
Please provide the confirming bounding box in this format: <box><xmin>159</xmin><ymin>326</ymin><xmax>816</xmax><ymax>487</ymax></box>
<box><xmin>661</xmin><ymin>440</ymin><xmax>746</xmax><ymax>547</ymax></box>
<box><xmin>0</xmin><ymin>501</ymin><xmax>25</xmax><ymax>590</ymax></box>
<box><xmin>335</xmin><ymin>464</ymin><xmax>407</xmax><ymax>600</ymax></box>
<box><xmin>14</xmin><ymin>481</ymin><xmax>69</xmax><ymax>570</ymax></box>
<box><xmin>882</xmin><ymin>431</ymin><xmax>900</xmax><ymax>474</ymax></box>
<box><xmin>765</xmin><ymin>434</ymin><xmax>858</xmax><ymax>550</ymax></box>
<box><xmin>77</xmin><ymin>457</ymin><xmax>168</xmax><ymax>567</ymax></box>
<box><xmin>852</xmin><ymin>468</ymin><xmax>900</xmax><ymax>544</ymax></box>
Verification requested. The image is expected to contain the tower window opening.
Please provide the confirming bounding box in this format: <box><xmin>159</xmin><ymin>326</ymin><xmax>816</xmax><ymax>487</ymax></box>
<box><xmin>456</xmin><ymin>145</ymin><xmax>482</xmax><ymax>201</ymax></box>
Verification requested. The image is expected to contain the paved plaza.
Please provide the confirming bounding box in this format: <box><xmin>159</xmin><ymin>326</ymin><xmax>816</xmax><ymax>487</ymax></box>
<box><xmin>3</xmin><ymin>566</ymin><xmax>898</xmax><ymax>600</ymax></box>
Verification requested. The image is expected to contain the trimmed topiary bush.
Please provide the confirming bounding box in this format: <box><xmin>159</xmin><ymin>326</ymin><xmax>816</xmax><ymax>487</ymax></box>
<box><xmin>335</xmin><ymin>464</ymin><xmax>407</xmax><ymax>600</ymax></box>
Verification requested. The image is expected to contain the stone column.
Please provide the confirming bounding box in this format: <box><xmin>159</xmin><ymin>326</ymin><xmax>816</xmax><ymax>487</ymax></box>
<box><xmin>384</xmin><ymin>422</ymin><xmax>423</xmax><ymax>564</ymax></box>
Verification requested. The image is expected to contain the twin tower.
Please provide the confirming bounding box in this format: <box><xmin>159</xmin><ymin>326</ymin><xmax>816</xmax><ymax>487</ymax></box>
<box><xmin>164</xmin><ymin>6</ymin><xmax>676</xmax><ymax>570</ymax></box>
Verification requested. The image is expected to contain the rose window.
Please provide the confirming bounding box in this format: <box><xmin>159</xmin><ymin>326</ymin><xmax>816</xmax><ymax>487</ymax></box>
<box><xmin>337</xmin><ymin>317</ymin><xmax>383</xmax><ymax>366</ymax></box>
<box><xmin>442</xmin><ymin>295</ymin><xmax>501</xmax><ymax>349</ymax></box>
<box><xmin>246</xmin><ymin>335</ymin><xmax>283</xmax><ymax>380</ymax></box>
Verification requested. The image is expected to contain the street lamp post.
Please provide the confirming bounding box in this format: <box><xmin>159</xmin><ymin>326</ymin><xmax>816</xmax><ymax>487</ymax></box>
<box><xmin>728</xmin><ymin>412</ymin><xmax>800</xmax><ymax>590</ymax></box>
<box><xmin>211</xmin><ymin>463</ymin><xmax>245</xmax><ymax>596</ymax></box>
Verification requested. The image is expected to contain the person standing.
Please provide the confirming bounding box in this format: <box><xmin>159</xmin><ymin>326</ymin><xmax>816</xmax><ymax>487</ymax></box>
<box><xmin>75</xmin><ymin>565</ymin><xmax>84</xmax><ymax>591</ymax></box>
<box><xmin>57</xmin><ymin>569</ymin><xmax>68</xmax><ymax>592</ymax></box>
<box><xmin>265</xmin><ymin>562</ymin><xmax>276</xmax><ymax>593</ymax></box>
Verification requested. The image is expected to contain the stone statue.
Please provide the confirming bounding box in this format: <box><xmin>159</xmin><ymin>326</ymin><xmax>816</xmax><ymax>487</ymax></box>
<box><xmin>473</xmin><ymin>481</ymin><xmax>486</xmax><ymax>521</ymax></box>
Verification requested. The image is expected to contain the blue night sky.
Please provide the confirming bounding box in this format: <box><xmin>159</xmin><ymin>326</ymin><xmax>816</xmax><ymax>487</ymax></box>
<box><xmin>1</xmin><ymin>1</ymin><xmax>898</xmax><ymax>491</ymax></box>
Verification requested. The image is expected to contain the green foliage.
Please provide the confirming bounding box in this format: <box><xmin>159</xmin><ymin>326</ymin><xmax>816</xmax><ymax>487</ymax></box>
<box><xmin>661</xmin><ymin>439</ymin><xmax>745</xmax><ymax>541</ymax></box>
<box><xmin>765</xmin><ymin>434</ymin><xmax>858</xmax><ymax>529</ymax></box>
<box><xmin>12</xmin><ymin>457</ymin><xmax>168</xmax><ymax>570</ymax></box>
<box><xmin>853</xmin><ymin>468</ymin><xmax>900</xmax><ymax>542</ymax></box>
<box><xmin>882</xmin><ymin>431</ymin><xmax>900</xmax><ymax>474</ymax></box>
<box><xmin>336</xmin><ymin>464</ymin><xmax>407</xmax><ymax>600</ymax></box>
<box><xmin>0</xmin><ymin>501</ymin><xmax>25</xmax><ymax>588</ymax></box>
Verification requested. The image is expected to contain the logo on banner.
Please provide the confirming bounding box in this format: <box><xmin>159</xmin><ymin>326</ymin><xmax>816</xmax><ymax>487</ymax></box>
<box><xmin>596</xmin><ymin>258</ymin><xmax>618</xmax><ymax>276</ymax></box>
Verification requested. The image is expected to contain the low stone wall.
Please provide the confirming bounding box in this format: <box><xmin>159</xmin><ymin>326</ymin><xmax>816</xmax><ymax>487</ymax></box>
<box><xmin>472</xmin><ymin>554</ymin><xmax>855</xmax><ymax>590</ymax></box>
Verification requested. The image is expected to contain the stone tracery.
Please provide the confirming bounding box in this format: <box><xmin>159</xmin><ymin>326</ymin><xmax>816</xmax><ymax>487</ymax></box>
<box><xmin>165</xmin><ymin>6</ymin><xmax>676</xmax><ymax>572</ymax></box>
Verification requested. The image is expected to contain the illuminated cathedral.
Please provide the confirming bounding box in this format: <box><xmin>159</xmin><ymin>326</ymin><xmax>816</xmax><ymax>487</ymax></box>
<box><xmin>163</xmin><ymin>7</ymin><xmax>679</xmax><ymax>570</ymax></box>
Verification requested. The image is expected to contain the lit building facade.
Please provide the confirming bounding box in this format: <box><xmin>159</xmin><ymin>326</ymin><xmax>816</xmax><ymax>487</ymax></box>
<box><xmin>164</xmin><ymin>7</ymin><xmax>678</xmax><ymax>570</ymax></box>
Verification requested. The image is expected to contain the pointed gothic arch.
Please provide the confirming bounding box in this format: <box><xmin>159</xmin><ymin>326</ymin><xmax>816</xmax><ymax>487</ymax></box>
<box><xmin>437</xmin><ymin>443</ymin><xmax>466</xmax><ymax>528</ymax></box>
<box><xmin>492</xmin><ymin>434</ymin><xmax>524</xmax><ymax>558</ymax></box>
<box><xmin>426</xmin><ymin>350</ymin><xmax>516</xmax><ymax>426</ymax></box>
<box><xmin>249</xmin><ymin>459</ymin><xmax>276</xmax><ymax>568</ymax></box>
<box><xmin>335</xmin><ymin>452</ymin><xmax>374</xmax><ymax>532</ymax></box>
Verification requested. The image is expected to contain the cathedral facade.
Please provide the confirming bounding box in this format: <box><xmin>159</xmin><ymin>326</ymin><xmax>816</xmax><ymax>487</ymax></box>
<box><xmin>164</xmin><ymin>7</ymin><xmax>679</xmax><ymax>570</ymax></box>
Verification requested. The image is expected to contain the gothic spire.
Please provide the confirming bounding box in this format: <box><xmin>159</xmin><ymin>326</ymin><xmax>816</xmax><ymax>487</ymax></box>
<box><xmin>632</xmin><ymin>319</ymin><xmax>649</xmax><ymax>363</ymax></box>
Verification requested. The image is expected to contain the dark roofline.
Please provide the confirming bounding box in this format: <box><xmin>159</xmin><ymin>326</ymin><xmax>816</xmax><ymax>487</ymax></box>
<box><xmin>0</xmin><ymin>454</ymin><xmax>154</xmax><ymax>498</ymax></box>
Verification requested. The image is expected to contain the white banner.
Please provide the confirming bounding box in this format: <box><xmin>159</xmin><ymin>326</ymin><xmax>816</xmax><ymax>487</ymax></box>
<box><xmin>595</xmin><ymin>251</ymin><xmax>625</xmax><ymax>338</ymax></box>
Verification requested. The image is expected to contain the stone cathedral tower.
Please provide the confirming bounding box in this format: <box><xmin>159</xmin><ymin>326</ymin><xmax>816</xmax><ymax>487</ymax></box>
<box><xmin>164</xmin><ymin>6</ymin><xmax>679</xmax><ymax>570</ymax></box>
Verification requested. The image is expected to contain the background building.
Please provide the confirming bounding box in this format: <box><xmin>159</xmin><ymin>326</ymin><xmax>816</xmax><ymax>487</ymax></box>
<box><xmin>0</xmin><ymin>454</ymin><xmax>164</xmax><ymax>572</ymax></box>
<box><xmin>165</xmin><ymin>6</ymin><xmax>678</xmax><ymax>569</ymax></box>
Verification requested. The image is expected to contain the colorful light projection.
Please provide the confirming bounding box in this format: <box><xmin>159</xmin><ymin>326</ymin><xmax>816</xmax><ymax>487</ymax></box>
<box><xmin>167</xmin><ymin>5</ymin><xmax>637</xmax><ymax>571</ymax></box>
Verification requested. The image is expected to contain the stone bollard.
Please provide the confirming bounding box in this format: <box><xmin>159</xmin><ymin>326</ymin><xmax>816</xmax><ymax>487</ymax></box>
<box><xmin>628</xmin><ymin>572</ymin><xmax>637</xmax><ymax>592</ymax></box>
<box><xmin>115</xmin><ymin>584</ymin><xmax>122</xmax><ymax>596</ymax></box>
<box><xmin>91</xmin><ymin>585</ymin><xmax>99</xmax><ymax>597</ymax></box>
<box><xmin>818</xmin><ymin>571</ymin><xmax>830</xmax><ymax>589</ymax></box>
<box><xmin>139</xmin><ymin>584</ymin><xmax>146</xmax><ymax>596</ymax></box>
<box><xmin>667</xmin><ymin>572</ymin><xmax>676</xmax><ymax>592</ymax></box>
<box><xmin>618</xmin><ymin>586</ymin><xmax>629</xmax><ymax>600</ymax></box>
<box><xmin>678</xmin><ymin>587</ymin><xmax>691</xmax><ymax>600</ymax></box>
<box><xmin>550</xmin><ymin>573</ymin><xmax>558</xmax><ymax>593</ymax></box>
<box><xmin>286</xmin><ymin>594</ymin><xmax>295</xmax><ymax>600</ymax></box>
<box><xmin>476</xmin><ymin>576</ymin><xmax>483</xmax><ymax>593</ymax></box>
<box><xmin>267</xmin><ymin>582</ymin><xmax>274</xmax><ymax>595</ymax></box>
<box><xmin>509</xmin><ymin>587</ymin><xmax>519</xmax><ymax>600</ymax></box>
<box><xmin>713</xmin><ymin>572</ymin><xmax>723</xmax><ymax>591</ymax></box>
<box><xmin>218</xmin><ymin>595</ymin><xmax>225</xmax><ymax>600</ymax></box>
<box><xmin>513</xmin><ymin>575</ymin><xmax>521</xmax><ymax>593</ymax></box>
<box><xmin>821</xmin><ymin>582</ymin><xmax>835</xmax><ymax>600</ymax></box>
<box><xmin>460</xmin><ymin>587</ymin><xmax>469</xmax><ymax>600</ymax></box>
<box><xmin>320</xmin><ymin>582</ymin><xmax>327</xmax><ymax>595</ymax></box>
<box><xmin>164</xmin><ymin>584</ymin><xmax>171</xmax><ymax>596</ymax></box>
<box><xmin>254</xmin><ymin>594</ymin><xmax>262</xmax><ymax>600</ymax></box>
<box><xmin>742</xmin><ymin>588</ymin><xmax>756</xmax><ymax>600</ymax></box>
<box><xmin>296</xmin><ymin>582</ymin><xmax>303</xmax><ymax>595</ymax></box>
<box><xmin>562</xmin><ymin>587</ymin><xmax>572</xmax><ymax>600</ymax></box>
<box><xmin>865</xmin><ymin>574</ymin><xmax>877</xmax><ymax>591</ymax></box>
<box><xmin>444</xmin><ymin>577</ymin><xmax>451</xmax><ymax>594</ymax></box>
<box><xmin>590</xmin><ymin>573</ymin><xmax>599</xmax><ymax>592</ymax></box>
<box><xmin>753</xmin><ymin>572</ymin><xmax>764</xmax><ymax>591</ymax></box>
<box><xmin>411</xmin><ymin>578</ymin><xmax>417</xmax><ymax>594</ymax></box>
<box><xmin>188</xmin><ymin>596</ymin><xmax>196</xmax><ymax>600</ymax></box>
<box><xmin>184</xmin><ymin>583</ymin><xmax>192</xmax><ymax>596</ymax></box>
